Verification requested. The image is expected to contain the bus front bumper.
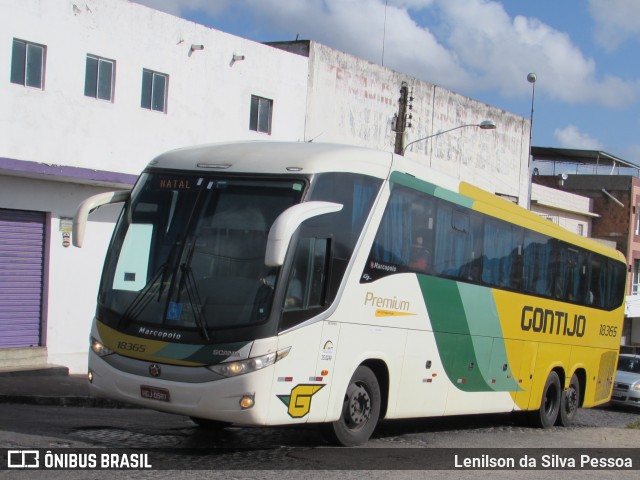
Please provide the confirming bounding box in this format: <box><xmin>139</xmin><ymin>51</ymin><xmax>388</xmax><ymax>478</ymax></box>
<box><xmin>88</xmin><ymin>351</ymin><xmax>275</xmax><ymax>425</ymax></box>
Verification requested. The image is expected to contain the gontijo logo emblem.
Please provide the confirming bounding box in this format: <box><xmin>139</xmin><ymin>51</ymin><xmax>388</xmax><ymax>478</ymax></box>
<box><xmin>277</xmin><ymin>384</ymin><xmax>325</xmax><ymax>418</ymax></box>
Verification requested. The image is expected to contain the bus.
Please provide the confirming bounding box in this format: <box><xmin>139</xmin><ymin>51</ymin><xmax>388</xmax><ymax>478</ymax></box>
<box><xmin>74</xmin><ymin>141</ymin><xmax>626</xmax><ymax>446</ymax></box>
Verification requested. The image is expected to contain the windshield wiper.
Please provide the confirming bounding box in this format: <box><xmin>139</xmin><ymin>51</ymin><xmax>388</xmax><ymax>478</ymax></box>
<box><xmin>118</xmin><ymin>262</ymin><xmax>169</xmax><ymax>328</ymax></box>
<box><xmin>174</xmin><ymin>232</ymin><xmax>210</xmax><ymax>341</ymax></box>
<box><xmin>118</xmin><ymin>237</ymin><xmax>181</xmax><ymax>328</ymax></box>
<box><xmin>180</xmin><ymin>262</ymin><xmax>210</xmax><ymax>341</ymax></box>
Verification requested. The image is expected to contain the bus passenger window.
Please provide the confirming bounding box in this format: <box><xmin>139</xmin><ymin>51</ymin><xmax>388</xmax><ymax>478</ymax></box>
<box><xmin>409</xmin><ymin>234</ymin><xmax>431</xmax><ymax>272</ymax></box>
<box><xmin>482</xmin><ymin>219</ymin><xmax>521</xmax><ymax>290</ymax></box>
<box><xmin>433</xmin><ymin>205</ymin><xmax>480</xmax><ymax>281</ymax></box>
<box><xmin>365</xmin><ymin>185</ymin><xmax>435</xmax><ymax>281</ymax></box>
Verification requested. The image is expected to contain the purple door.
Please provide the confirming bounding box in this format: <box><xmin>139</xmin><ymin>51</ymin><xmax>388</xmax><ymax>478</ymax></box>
<box><xmin>0</xmin><ymin>208</ymin><xmax>45</xmax><ymax>348</ymax></box>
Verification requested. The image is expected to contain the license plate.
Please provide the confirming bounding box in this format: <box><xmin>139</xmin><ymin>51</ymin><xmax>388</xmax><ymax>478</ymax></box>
<box><xmin>140</xmin><ymin>385</ymin><xmax>171</xmax><ymax>402</ymax></box>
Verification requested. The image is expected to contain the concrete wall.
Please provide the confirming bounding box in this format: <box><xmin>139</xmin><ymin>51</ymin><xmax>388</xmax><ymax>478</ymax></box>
<box><xmin>303</xmin><ymin>42</ymin><xmax>530</xmax><ymax>206</ymax></box>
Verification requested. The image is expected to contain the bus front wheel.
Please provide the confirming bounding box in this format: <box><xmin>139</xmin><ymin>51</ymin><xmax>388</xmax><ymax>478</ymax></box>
<box><xmin>529</xmin><ymin>371</ymin><xmax>561</xmax><ymax>428</ymax></box>
<box><xmin>326</xmin><ymin>365</ymin><xmax>381</xmax><ymax>446</ymax></box>
<box><xmin>556</xmin><ymin>373</ymin><xmax>580</xmax><ymax>426</ymax></box>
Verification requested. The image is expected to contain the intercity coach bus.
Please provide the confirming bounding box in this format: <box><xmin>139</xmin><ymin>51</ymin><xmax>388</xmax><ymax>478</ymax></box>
<box><xmin>74</xmin><ymin>141</ymin><xmax>626</xmax><ymax>446</ymax></box>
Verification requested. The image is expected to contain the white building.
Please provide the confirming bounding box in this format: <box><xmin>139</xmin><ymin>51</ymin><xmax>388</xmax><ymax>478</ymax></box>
<box><xmin>0</xmin><ymin>0</ymin><xmax>308</xmax><ymax>372</ymax></box>
<box><xmin>530</xmin><ymin>183</ymin><xmax>598</xmax><ymax>237</ymax></box>
<box><xmin>0</xmin><ymin>0</ymin><xmax>530</xmax><ymax>373</ymax></box>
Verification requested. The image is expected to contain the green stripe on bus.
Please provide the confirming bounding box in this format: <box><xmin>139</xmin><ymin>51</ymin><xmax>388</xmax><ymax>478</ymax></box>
<box><xmin>418</xmin><ymin>275</ymin><xmax>490</xmax><ymax>392</ymax></box>
<box><xmin>389</xmin><ymin>172</ymin><xmax>474</xmax><ymax>208</ymax></box>
<box><xmin>458</xmin><ymin>283</ymin><xmax>520</xmax><ymax>392</ymax></box>
<box><xmin>390</xmin><ymin>171</ymin><xmax>438</xmax><ymax>196</ymax></box>
<box><xmin>418</xmin><ymin>275</ymin><xmax>519</xmax><ymax>392</ymax></box>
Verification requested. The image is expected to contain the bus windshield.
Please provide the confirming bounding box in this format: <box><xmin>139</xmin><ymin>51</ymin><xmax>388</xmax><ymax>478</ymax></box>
<box><xmin>97</xmin><ymin>172</ymin><xmax>305</xmax><ymax>340</ymax></box>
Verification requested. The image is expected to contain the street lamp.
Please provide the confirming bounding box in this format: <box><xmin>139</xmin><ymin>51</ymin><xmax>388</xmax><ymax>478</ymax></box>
<box><xmin>527</xmin><ymin>72</ymin><xmax>537</xmax><ymax>154</ymax></box>
<box><xmin>527</xmin><ymin>72</ymin><xmax>537</xmax><ymax>209</ymax></box>
<box><xmin>402</xmin><ymin>120</ymin><xmax>496</xmax><ymax>155</ymax></box>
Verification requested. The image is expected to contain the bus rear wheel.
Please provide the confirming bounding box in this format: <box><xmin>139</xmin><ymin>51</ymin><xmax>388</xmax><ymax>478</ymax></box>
<box><xmin>529</xmin><ymin>371</ymin><xmax>561</xmax><ymax>428</ymax></box>
<box><xmin>326</xmin><ymin>365</ymin><xmax>381</xmax><ymax>446</ymax></box>
<box><xmin>556</xmin><ymin>373</ymin><xmax>580</xmax><ymax>426</ymax></box>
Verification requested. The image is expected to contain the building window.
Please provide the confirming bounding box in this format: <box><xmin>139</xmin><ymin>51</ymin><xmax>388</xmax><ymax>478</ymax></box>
<box><xmin>540</xmin><ymin>214</ymin><xmax>559</xmax><ymax>225</ymax></box>
<box><xmin>577</xmin><ymin>224</ymin><xmax>584</xmax><ymax>236</ymax></box>
<box><xmin>635</xmin><ymin>203</ymin><xmax>640</xmax><ymax>235</ymax></box>
<box><xmin>84</xmin><ymin>55</ymin><xmax>115</xmax><ymax>101</ymax></box>
<box><xmin>10</xmin><ymin>38</ymin><xmax>45</xmax><ymax>89</ymax></box>
<box><xmin>633</xmin><ymin>259</ymin><xmax>640</xmax><ymax>295</ymax></box>
<box><xmin>141</xmin><ymin>69</ymin><xmax>168</xmax><ymax>112</ymax></box>
<box><xmin>249</xmin><ymin>95</ymin><xmax>273</xmax><ymax>134</ymax></box>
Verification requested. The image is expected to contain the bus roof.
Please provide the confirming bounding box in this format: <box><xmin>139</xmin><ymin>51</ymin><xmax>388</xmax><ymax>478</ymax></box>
<box><xmin>147</xmin><ymin>141</ymin><xmax>393</xmax><ymax>179</ymax></box>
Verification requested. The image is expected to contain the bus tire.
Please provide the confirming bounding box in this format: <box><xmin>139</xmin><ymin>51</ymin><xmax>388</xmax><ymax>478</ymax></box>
<box><xmin>556</xmin><ymin>373</ymin><xmax>580</xmax><ymax>426</ymax></box>
<box><xmin>529</xmin><ymin>371</ymin><xmax>561</xmax><ymax>428</ymax></box>
<box><xmin>325</xmin><ymin>365</ymin><xmax>381</xmax><ymax>446</ymax></box>
<box><xmin>189</xmin><ymin>417</ymin><xmax>231</xmax><ymax>430</ymax></box>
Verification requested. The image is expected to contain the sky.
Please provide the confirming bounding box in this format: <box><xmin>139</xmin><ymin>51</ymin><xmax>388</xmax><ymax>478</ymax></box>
<box><xmin>132</xmin><ymin>0</ymin><xmax>640</xmax><ymax>165</ymax></box>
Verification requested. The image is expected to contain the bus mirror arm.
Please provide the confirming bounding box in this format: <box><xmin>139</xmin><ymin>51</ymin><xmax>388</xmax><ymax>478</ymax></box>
<box><xmin>265</xmin><ymin>201</ymin><xmax>343</xmax><ymax>267</ymax></box>
<box><xmin>73</xmin><ymin>190</ymin><xmax>130</xmax><ymax>248</ymax></box>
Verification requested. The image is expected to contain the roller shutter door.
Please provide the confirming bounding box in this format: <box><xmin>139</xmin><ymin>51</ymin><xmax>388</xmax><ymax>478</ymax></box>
<box><xmin>0</xmin><ymin>208</ymin><xmax>45</xmax><ymax>348</ymax></box>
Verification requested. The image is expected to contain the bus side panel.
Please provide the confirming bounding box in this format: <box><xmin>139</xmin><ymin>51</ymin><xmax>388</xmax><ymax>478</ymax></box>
<box><xmin>323</xmin><ymin>322</ymin><xmax>408</xmax><ymax>423</ymax></box>
<box><xmin>325</xmin><ymin>272</ymin><xmax>433</xmax><ymax>420</ymax></box>
<box><xmin>441</xmin><ymin>333</ymin><xmax>517</xmax><ymax>416</ymax></box>
<box><xmin>267</xmin><ymin>322</ymin><xmax>325</xmax><ymax>425</ymax></box>
<box><xmin>508</xmin><ymin>339</ymin><xmax>537</xmax><ymax>410</ymax></box>
<box><xmin>526</xmin><ymin>342</ymin><xmax>571</xmax><ymax>411</ymax></box>
<box><xmin>565</xmin><ymin>345</ymin><xmax>613</xmax><ymax>408</ymax></box>
<box><xmin>493</xmin><ymin>289</ymin><xmax>623</xmax><ymax>411</ymax></box>
<box><xmin>395</xmin><ymin>330</ymin><xmax>448</xmax><ymax>418</ymax></box>
<box><xmin>309</xmin><ymin>319</ymin><xmax>342</xmax><ymax>423</ymax></box>
<box><xmin>589</xmin><ymin>349</ymin><xmax>617</xmax><ymax>407</ymax></box>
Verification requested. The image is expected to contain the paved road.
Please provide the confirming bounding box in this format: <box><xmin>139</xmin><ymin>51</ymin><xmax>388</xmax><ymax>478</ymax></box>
<box><xmin>0</xmin><ymin>402</ymin><xmax>636</xmax><ymax>447</ymax></box>
<box><xmin>0</xmin><ymin>403</ymin><xmax>638</xmax><ymax>479</ymax></box>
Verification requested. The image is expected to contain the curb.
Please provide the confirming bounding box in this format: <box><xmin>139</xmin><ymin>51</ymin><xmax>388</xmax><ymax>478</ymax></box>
<box><xmin>0</xmin><ymin>365</ymin><xmax>69</xmax><ymax>377</ymax></box>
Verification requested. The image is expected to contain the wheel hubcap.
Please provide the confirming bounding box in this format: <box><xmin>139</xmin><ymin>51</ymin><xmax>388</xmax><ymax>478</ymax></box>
<box><xmin>347</xmin><ymin>383</ymin><xmax>371</xmax><ymax>426</ymax></box>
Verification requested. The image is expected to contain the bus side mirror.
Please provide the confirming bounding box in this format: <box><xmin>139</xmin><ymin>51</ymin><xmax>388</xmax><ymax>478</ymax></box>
<box><xmin>73</xmin><ymin>190</ymin><xmax>130</xmax><ymax>248</ymax></box>
<box><xmin>265</xmin><ymin>201</ymin><xmax>343</xmax><ymax>267</ymax></box>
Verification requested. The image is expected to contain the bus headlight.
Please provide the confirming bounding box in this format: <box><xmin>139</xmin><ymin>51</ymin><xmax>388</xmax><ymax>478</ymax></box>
<box><xmin>90</xmin><ymin>336</ymin><xmax>113</xmax><ymax>357</ymax></box>
<box><xmin>209</xmin><ymin>347</ymin><xmax>290</xmax><ymax>377</ymax></box>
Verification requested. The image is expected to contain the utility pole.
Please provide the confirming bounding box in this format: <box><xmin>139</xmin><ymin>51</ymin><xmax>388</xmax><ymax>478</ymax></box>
<box><xmin>393</xmin><ymin>82</ymin><xmax>413</xmax><ymax>155</ymax></box>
